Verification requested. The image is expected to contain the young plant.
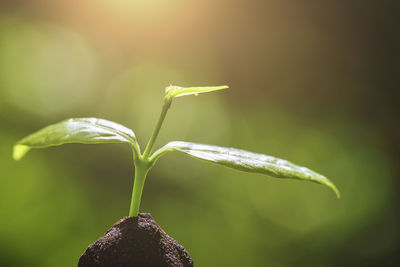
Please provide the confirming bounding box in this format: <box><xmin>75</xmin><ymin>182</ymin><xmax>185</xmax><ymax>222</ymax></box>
<box><xmin>13</xmin><ymin>85</ymin><xmax>340</xmax><ymax>217</ymax></box>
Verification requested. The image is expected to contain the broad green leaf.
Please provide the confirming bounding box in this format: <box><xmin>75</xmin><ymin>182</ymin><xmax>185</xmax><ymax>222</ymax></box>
<box><xmin>158</xmin><ymin>141</ymin><xmax>340</xmax><ymax>198</ymax></box>
<box><xmin>13</xmin><ymin>118</ymin><xmax>137</xmax><ymax>160</ymax></box>
<box><xmin>165</xmin><ymin>85</ymin><xmax>228</xmax><ymax>98</ymax></box>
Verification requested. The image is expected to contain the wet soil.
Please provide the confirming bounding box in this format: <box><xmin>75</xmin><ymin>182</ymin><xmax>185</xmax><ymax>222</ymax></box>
<box><xmin>78</xmin><ymin>213</ymin><xmax>193</xmax><ymax>267</ymax></box>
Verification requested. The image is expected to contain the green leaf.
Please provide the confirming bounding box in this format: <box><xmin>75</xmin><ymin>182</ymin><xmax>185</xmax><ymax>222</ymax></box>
<box><xmin>157</xmin><ymin>141</ymin><xmax>340</xmax><ymax>198</ymax></box>
<box><xmin>165</xmin><ymin>85</ymin><xmax>228</xmax><ymax>98</ymax></box>
<box><xmin>13</xmin><ymin>118</ymin><xmax>138</xmax><ymax>160</ymax></box>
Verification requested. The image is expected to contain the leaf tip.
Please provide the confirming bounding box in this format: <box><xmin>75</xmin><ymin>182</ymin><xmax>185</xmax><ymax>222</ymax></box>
<box><xmin>326</xmin><ymin>180</ymin><xmax>341</xmax><ymax>199</ymax></box>
<box><xmin>13</xmin><ymin>144</ymin><xmax>30</xmax><ymax>161</ymax></box>
<box><xmin>333</xmin><ymin>186</ymin><xmax>341</xmax><ymax>199</ymax></box>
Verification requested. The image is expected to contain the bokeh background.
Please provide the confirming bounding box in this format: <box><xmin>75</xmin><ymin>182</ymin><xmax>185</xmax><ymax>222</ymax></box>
<box><xmin>0</xmin><ymin>0</ymin><xmax>398</xmax><ymax>266</ymax></box>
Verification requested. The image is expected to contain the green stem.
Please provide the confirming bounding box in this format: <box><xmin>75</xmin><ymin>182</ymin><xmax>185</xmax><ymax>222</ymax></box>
<box><xmin>142</xmin><ymin>96</ymin><xmax>172</xmax><ymax>159</ymax></box>
<box><xmin>129</xmin><ymin>160</ymin><xmax>150</xmax><ymax>217</ymax></box>
<box><xmin>129</xmin><ymin>96</ymin><xmax>173</xmax><ymax>217</ymax></box>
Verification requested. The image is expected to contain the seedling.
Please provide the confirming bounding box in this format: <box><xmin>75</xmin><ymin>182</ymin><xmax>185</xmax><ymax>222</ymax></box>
<box><xmin>13</xmin><ymin>85</ymin><xmax>340</xmax><ymax>217</ymax></box>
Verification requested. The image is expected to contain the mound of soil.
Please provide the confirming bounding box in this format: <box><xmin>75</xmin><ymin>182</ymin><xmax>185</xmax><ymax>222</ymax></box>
<box><xmin>78</xmin><ymin>213</ymin><xmax>193</xmax><ymax>267</ymax></box>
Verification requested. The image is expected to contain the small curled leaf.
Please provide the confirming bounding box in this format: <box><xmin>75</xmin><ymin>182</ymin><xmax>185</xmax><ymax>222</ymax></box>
<box><xmin>13</xmin><ymin>118</ymin><xmax>138</xmax><ymax>160</ymax></box>
<box><xmin>155</xmin><ymin>141</ymin><xmax>340</xmax><ymax>198</ymax></box>
<box><xmin>165</xmin><ymin>85</ymin><xmax>228</xmax><ymax>98</ymax></box>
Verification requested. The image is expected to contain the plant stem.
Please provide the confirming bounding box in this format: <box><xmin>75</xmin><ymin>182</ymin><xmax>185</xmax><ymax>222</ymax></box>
<box><xmin>129</xmin><ymin>96</ymin><xmax>173</xmax><ymax>217</ymax></box>
<box><xmin>142</xmin><ymin>96</ymin><xmax>172</xmax><ymax>159</ymax></box>
<box><xmin>129</xmin><ymin>160</ymin><xmax>150</xmax><ymax>217</ymax></box>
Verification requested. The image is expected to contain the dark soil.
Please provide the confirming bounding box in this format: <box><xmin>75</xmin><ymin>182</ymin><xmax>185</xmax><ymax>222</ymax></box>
<box><xmin>78</xmin><ymin>213</ymin><xmax>194</xmax><ymax>267</ymax></box>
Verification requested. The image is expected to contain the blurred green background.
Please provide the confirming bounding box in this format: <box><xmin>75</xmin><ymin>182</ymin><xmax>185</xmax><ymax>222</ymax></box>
<box><xmin>0</xmin><ymin>1</ymin><xmax>398</xmax><ymax>266</ymax></box>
